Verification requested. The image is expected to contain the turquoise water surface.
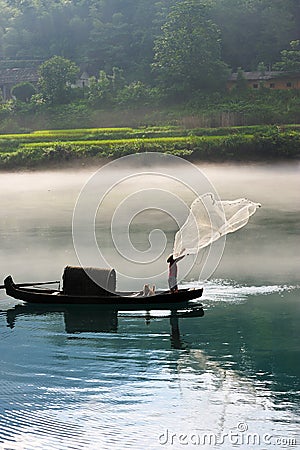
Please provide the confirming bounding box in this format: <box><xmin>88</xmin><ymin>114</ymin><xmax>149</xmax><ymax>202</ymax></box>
<box><xmin>0</xmin><ymin>163</ymin><xmax>299</xmax><ymax>449</ymax></box>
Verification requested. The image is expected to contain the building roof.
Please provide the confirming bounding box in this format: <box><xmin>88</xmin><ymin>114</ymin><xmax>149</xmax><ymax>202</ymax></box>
<box><xmin>0</xmin><ymin>67</ymin><xmax>39</xmax><ymax>84</ymax></box>
<box><xmin>228</xmin><ymin>71</ymin><xmax>300</xmax><ymax>81</ymax></box>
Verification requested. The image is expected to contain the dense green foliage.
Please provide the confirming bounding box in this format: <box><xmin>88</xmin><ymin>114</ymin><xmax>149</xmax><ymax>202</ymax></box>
<box><xmin>0</xmin><ymin>0</ymin><xmax>170</xmax><ymax>83</ymax></box>
<box><xmin>210</xmin><ymin>0</ymin><xmax>299</xmax><ymax>71</ymax></box>
<box><xmin>0</xmin><ymin>0</ymin><xmax>299</xmax><ymax>86</ymax></box>
<box><xmin>1</xmin><ymin>87</ymin><xmax>300</xmax><ymax>133</ymax></box>
<box><xmin>153</xmin><ymin>0</ymin><xmax>229</xmax><ymax>94</ymax></box>
<box><xmin>273</xmin><ymin>40</ymin><xmax>300</xmax><ymax>72</ymax></box>
<box><xmin>0</xmin><ymin>125</ymin><xmax>299</xmax><ymax>169</ymax></box>
<box><xmin>0</xmin><ymin>0</ymin><xmax>300</xmax><ymax>156</ymax></box>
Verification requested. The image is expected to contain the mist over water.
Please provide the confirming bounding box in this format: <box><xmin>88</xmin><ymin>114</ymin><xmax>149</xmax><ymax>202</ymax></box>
<box><xmin>203</xmin><ymin>162</ymin><xmax>300</xmax><ymax>284</ymax></box>
<box><xmin>0</xmin><ymin>161</ymin><xmax>299</xmax><ymax>449</ymax></box>
<box><xmin>0</xmin><ymin>162</ymin><xmax>299</xmax><ymax>285</ymax></box>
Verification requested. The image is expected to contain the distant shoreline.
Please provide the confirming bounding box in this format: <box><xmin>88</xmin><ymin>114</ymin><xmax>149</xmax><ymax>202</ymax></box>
<box><xmin>1</xmin><ymin>124</ymin><xmax>299</xmax><ymax>170</ymax></box>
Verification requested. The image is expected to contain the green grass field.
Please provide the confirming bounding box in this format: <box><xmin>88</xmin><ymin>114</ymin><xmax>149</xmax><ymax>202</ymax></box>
<box><xmin>0</xmin><ymin>125</ymin><xmax>299</xmax><ymax>169</ymax></box>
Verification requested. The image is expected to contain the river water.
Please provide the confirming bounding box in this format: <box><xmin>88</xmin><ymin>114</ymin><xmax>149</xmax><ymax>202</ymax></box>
<box><xmin>0</xmin><ymin>161</ymin><xmax>299</xmax><ymax>449</ymax></box>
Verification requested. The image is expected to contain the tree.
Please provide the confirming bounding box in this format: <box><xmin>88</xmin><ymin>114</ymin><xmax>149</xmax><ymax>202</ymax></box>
<box><xmin>235</xmin><ymin>68</ymin><xmax>248</xmax><ymax>92</ymax></box>
<box><xmin>153</xmin><ymin>0</ymin><xmax>229</xmax><ymax>95</ymax></box>
<box><xmin>273</xmin><ymin>40</ymin><xmax>300</xmax><ymax>72</ymax></box>
<box><xmin>1</xmin><ymin>1</ymin><xmax>90</xmax><ymax>61</ymax></box>
<box><xmin>87</xmin><ymin>0</ymin><xmax>171</xmax><ymax>81</ymax></box>
<box><xmin>211</xmin><ymin>0</ymin><xmax>297</xmax><ymax>71</ymax></box>
<box><xmin>87</xmin><ymin>70</ymin><xmax>112</xmax><ymax>106</ymax></box>
<box><xmin>38</xmin><ymin>56</ymin><xmax>79</xmax><ymax>104</ymax></box>
<box><xmin>0</xmin><ymin>1</ymin><xmax>15</xmax><ymax>58</ymax></box>
<box><xmin>111</xmin><ymin>67</ymin><xmax>125</xmax><ymax>92</ymax></box>
<box><xmin>116</xmin><ymin>81</ymin><xmax>158</xmax><ymax>106</ymax></box>
<box><xmin>11</xmin><ymin>81</ymin><xmax>36</xmax><ymax>102</ymax></box>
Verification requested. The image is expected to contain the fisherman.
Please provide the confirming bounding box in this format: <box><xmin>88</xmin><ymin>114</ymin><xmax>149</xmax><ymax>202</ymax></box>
<box><xmin>167</xmin><ymin>250</ymin><xmax>186</xmax><ymax>293</ymax></box>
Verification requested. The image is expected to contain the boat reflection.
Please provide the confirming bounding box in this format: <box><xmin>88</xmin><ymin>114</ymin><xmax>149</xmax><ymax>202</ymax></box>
<box><xmin>6</xmin><ymin>304</ymin><xmax>119</xmax><ymax>333</ymax></box>
<box><xmin>4</xmin><ymin>302</ymin><xmax>204</xmax><ymax>348</ymax></box>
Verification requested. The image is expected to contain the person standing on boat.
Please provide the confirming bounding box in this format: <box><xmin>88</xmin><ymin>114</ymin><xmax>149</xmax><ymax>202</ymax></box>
<box><xmin>167</xmin><ymin>251</ymin><xmax>186</xmax><ymax>293</ymax></box>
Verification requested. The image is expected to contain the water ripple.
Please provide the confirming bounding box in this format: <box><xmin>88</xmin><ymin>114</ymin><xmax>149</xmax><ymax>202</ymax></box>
<box><xmin>0</xmin><ymin>282</ymin><xmax>299</xmax><ymax>449</ymax></box>
<box><xmin>182</xmin><ymin>278</ymin><xmax>298</xmax><ymax>303</ymax></box>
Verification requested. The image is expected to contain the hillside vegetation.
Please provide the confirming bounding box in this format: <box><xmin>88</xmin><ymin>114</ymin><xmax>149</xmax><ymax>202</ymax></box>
<box><xmin>0</xmin><ymin>0</ymin><xmax>300</xmax><ymax>168</ymax></box>
<box><xmin>0</xmin><ymin>0</ymin><xmax>300</xmax><ymax>131</ymax></box>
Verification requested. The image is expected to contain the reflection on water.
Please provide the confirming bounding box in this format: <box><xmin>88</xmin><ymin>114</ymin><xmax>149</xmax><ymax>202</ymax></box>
<box><xmin>0</xmin><ymin>163</ymin><xmax>299</xmax><ymax>449</ymax></box>
<box><xmin>6</xmin><ymin>304</ymin><xmax>119</xmax><ymax>334</ymax></box>
<box><xmin>0</xmin><ymin>282</ymin><xmax>299</xmax><ymax>449</ymax></box>
<box><xmin>4</xmin><ymin>302</ymin><xmax>205</xmax><ymax>352</ymax></box>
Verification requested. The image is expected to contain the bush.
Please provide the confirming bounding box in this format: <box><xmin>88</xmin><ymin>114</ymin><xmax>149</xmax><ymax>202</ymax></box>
<box><xmin>11</xmin><ymin>82</ymin><xmax>36</xmax><ymax>103</ymax></box>
<box><xmin>116</xmin><ymin>82</ymin><xmax>159</xmax><ymax>106</ymax></box>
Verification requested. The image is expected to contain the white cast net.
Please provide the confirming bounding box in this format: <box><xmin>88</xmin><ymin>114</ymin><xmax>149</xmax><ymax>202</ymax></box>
<box><xmin>173</xmin><ymin>193</ymin><xmax>261</xmax><ymax>257</ymax></box>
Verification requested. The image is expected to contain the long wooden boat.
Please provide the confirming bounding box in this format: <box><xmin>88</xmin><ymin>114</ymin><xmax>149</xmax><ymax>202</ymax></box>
<box><xmin>4</xmin><ymin>275</ymin><xmax>203</xmax><ymax>310</ymax></box>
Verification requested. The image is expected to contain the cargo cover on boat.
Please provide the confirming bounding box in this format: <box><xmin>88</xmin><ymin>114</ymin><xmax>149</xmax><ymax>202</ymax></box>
<box><xmin>62</xmin><ymin>266</ymin><xmax>116</xmax><ymax>296</ymax></box>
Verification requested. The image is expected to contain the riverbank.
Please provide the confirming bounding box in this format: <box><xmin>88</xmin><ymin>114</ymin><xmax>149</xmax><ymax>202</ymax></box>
<box><xmin>0</xmin><ymin>124</ymin><xmax>300</xmax><ymax>170</ymax></box>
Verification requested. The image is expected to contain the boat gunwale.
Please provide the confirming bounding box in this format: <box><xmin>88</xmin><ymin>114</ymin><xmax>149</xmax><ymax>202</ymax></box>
<box><xmin>3</xmin><ymin>275</ymin><xmax>203</xmax><ymax>306</ymax></box>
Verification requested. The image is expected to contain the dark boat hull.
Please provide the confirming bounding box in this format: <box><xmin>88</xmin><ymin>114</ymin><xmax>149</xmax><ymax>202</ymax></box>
<box><xmin>4</xmin><ymin>276</ymin><xmax>203</xmax><ymax>310</ymax></box>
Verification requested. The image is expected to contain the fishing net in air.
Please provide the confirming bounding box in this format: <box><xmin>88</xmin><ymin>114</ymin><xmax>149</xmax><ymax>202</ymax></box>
<box><xmin>173</xmin><ymin>193</ymin><xmax>261</xmax><ymax>257</ymax></box>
